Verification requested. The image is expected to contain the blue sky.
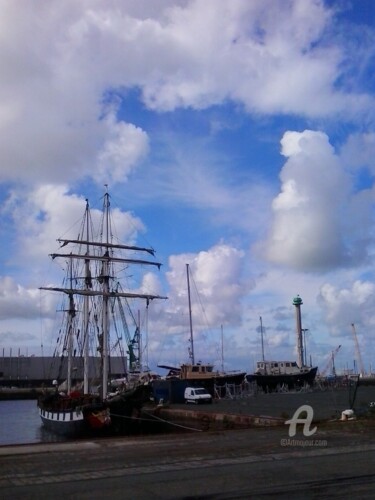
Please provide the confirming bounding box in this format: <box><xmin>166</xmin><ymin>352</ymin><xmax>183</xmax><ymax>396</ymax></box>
<box><xmin>1</xmin><ymin>0</ymin><xmax>375</xmax><ymax>375</ymax></box>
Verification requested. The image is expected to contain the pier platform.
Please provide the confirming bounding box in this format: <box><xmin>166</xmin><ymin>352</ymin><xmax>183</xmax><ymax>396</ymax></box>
<box><xmin>146</xmin><ymin>383</ymin><xmax>375</xmax><ymax>431</ymax></box>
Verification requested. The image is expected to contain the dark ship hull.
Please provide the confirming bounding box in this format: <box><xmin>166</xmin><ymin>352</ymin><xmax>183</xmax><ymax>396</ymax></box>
<box><xmin>38</xmin><ymin>393</ymin><xmax>110</xmax><ymax>437</ymax></box>
<box><xmin>38</xmin><ymin>383</ymin><xmax>154</xmax><ymax>437</ymax></box>
<box><xmin>106</xmin><ymin>383</ymin><xmax>154</xmax><ymax>434</ymax></box>
<box><xmin>247</xmin><ymin>366</ymin><xmax>318</xmax><ymax>392</ymax></box>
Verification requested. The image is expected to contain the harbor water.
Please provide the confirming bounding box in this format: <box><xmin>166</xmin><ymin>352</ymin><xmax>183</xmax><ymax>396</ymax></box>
<box><xmin>0</xmin><ymin>399</ymin><xmax>68</xmax><ymax>446</ymax></box>
<box><xmin>0</xmin><ymin>399</ymin><xmax>190</xmax><ymax>446</ymax></box>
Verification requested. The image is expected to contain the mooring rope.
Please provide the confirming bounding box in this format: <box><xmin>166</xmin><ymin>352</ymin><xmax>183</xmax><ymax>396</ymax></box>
<box><xmin>142</xmin><ymin>410</ymin><xmax>203</xmax><ymax>432</ymax></box>
<box><xmin>110</xmin><ymin>412</ymin><xmax>161</xmax><ymax>422</ymax></box>
<box><xmin>109</xmin><ymin>411</ymin><xmax>203</xmax><ymax>432</ymax></box>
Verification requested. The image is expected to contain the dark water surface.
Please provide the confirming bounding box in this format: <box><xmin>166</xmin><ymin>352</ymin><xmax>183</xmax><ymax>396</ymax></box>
<box><xmin>0</xmin><ymin>399</ymin><xmax>67</xmax><ymax>446</ymax></box>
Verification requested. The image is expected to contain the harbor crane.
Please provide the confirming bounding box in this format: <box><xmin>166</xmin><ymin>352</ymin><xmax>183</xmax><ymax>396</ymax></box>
<box><xmin>351</xmin><ymin>323</ymin><xmax>365</xmax><ymax>376</ymax></box>
<box><xmin>320</xmin><ymin>345</ymin><xmax>341</xmax><ymax>377</ymax></box>
<box><xmin>110</xmin><ymin>282</ymin><xmax>141</xmax><ymax>372</ymax></box>
<box><xmin>116</xmin><ymin>294</ymin><xmax>140</xmax><ymax>371</ymax></box>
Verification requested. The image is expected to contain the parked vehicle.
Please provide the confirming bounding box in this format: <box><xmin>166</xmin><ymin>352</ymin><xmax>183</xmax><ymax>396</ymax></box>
<box><xmin>184</xmin><ymin>387</ymin><xmax>212</xmax><ymax>404</ymax></box>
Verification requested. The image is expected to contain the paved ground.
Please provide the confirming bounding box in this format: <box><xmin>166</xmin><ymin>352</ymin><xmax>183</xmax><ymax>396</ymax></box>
<box><xmin>1</xmin><ymin>384</ymin><xmax>375</xmax><ymax>498</ymax></box>
<box><xmin>1</xmin><ymin>419</ymin><xmax>375</xmax><ymax>499</ymax></box>
<box><xmin>169</xmin><ymin>384</ymin><xmax>375</xmax><ymax>422</ymax></box>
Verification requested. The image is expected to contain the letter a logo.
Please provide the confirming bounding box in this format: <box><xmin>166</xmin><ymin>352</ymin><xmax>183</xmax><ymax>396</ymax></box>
<box><xmin>285</xmin><ymin>404</ymin><xmax>317</xmax><ymax>437</ymax></box>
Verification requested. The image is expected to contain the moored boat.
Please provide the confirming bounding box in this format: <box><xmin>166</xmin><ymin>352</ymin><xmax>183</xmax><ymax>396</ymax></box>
<box><xmin>158</xmin><ymin>361</ymin><xmax>246</xmax><ymax>387</ymax></box>
<box><xmin>247</xmin><ymin>361</ymin><xmax>318</xmax><ymax>391</ymax></box>
<box><xmin>38</xmin><ymin>387</ymin><xmax>110</xmax><ymax>437</ymax></box>
<box><xmin>37</xmin><ymin>190</ymin><xmax>166</xmax><ymax>436</ymax></box>
<box><xmin>247</xmin><ymin>297</ymin><xmax>318</xmax><ymax>392</ymax></box>
<box><xmin>154</xmin><ymin>264</ymin><xmax>246</xmax><ymax>403</ymax></box>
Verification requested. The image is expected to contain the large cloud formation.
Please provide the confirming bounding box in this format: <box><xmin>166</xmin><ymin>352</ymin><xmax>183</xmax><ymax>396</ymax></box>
<box><xmin>166</xmin><ymin>244</ymin><xmax>246</xmax><ymax>328</ymax></box>
<box><xmin>265</xmin><ymin>130</ymin><xmax>374</xmax><ymax>272</ymax></box>
<box><xmin>0</xmin><ymin>0</ymin><xmax>372</xmax><ymax>187</ymax></box>
<box><xmin>1</xmin><ymin>1</ymin><xmax>375</xmax><ymax>365</ymax></box>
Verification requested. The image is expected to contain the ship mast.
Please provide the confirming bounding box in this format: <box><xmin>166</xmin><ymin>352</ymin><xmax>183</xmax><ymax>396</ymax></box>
<box><xmin>83</xmin><ymin>199</ymin><xmax>90</xmax><ymax>394</ymax></box>
<box><xmin>40</xmin><ymin>190</ymin><xmax>167</xmax><ymax>400</ymax></box>
<box><xmin>186</xmin><ymin>263</ymin><xmax>195</xmax><ymax>365</ymax></box>
<box><xmin>221</xmin><ymin>324</ymin><xmax>224</xmax><ymax>373</ymax></box>
<box><xmin>100</xmin><ymin>190</ymin><xmax>110</xmax><ymax>399</ymax></box>
<box><xmin>260</xmin><ymin>316</ymin><xmax>265</xmax><ymax>362</ymax></box>
<box><xmin>66</xmin><ymin>261</ymin><xmax>75</xmax><ymax>395</ymax></box>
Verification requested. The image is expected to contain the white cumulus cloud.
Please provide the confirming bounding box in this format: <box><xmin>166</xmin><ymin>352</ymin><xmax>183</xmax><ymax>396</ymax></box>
<box><xmin>264</xmin><ymin>129</ymin><xmax>373</xmax><ymax>271</ymax></box>
<box><xmin>0</xmin><ymin>1</ymin><xmax>373</xmax><ymax>187</ymax></box>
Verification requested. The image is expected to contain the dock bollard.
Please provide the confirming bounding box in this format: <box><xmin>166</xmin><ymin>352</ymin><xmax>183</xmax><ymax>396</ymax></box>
<box><xmin>340</xmin><ymin>409</ymin><xmax>355</xmax><ymax>421</ymax></box>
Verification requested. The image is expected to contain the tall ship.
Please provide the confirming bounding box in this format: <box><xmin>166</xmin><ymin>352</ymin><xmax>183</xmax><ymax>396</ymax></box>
<box><xmin>247</xmin><ymin>296</ymin><xmax>317</xmax><ymax>391</ymax></box>
<box><xmin>37</xmin><ymin>190</ymin><xmax>166</xmax><ymax>436</ymax></box>
<box><xmin>154</xmin><ymin>264</ymin><xmax>246</xmax><ymax>403</ymax></box>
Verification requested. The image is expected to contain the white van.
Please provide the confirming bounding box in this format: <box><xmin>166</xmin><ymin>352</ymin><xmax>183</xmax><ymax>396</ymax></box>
<box><xmin>184</xmin><ymin>387</ymin><xmax>212</xmax><ymax>404</ymax></box>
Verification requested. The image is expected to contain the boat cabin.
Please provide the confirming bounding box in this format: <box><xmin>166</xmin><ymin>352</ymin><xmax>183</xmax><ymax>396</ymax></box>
<box><xmin>255</xmin><ymin>361</ymin><xmax>304</xmax><ymax>375</ymax></box>
<box><xmin>180</xmin><ymin>362</ymin><xmax>216</xmax><ymax>380</ymax></box>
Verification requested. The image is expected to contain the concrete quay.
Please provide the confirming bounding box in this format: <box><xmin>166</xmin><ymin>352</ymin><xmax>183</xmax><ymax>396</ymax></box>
<box><xmin>146</xmin><ymin>384</ymin><xmax>375</xmax><ymax>432</ymax></box>
<box><xmin>1</xmin><ymin>386</ymin><xmax>375</xmax><ymax>498</ymax></box>
<box><xmin>153</xmin><ymin>406</ymin><xmax>284</xmax><ymax>431</ymax></box>
<box><xmin>0</xmin><ymin>387</ymin><xmax>48</xmax><ymax>400</ymax></box>
<box><xmin>1</xmin><ymin>419</ymin><xmax>375</xmax><ymax>499</ymax></box>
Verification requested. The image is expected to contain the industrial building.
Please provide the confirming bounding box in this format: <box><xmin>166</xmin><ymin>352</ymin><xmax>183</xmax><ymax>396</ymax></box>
<box><xmin>0</xmin><ymin>355</ymin><xmax>127</xmax><ymax>388</ymax></box>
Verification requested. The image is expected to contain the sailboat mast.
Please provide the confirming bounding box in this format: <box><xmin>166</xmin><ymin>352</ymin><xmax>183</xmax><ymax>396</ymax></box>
<box><xmin>260</xmin><ymin>316</ymin><xmax>265</xmax><ymax>362</ymax></box>
<box><xmin>67</xmin><ymin>260</ymin><xmax>75</xmax><ymax>395</ymax></box>
<box><xmin>101</xmin><ymin>190</ymin><xmax>110</xmax><ymax>399</ymax></box>
<box><xmin>221</xmin><ymin>324</ymin><xmax>224</xmax><ymax>372</ymax></box>
<box><xmin>186</xmin><ymin>263</ymin><xmax>195</xmax><ymax>364</ymax></box>
<box><xmin>83</xmin><ymin>199</ymin><xmax>90</xmax><ymax>394</ymax></box>
<box><xmin>40</xmin><ymin>190</ymin><xmax>167</xmax><ymax>404</ymax></box>
<box><xmin>138</xmin><ymin>309</ymin><xmax>142</xmax><ymax>371</ymax></box>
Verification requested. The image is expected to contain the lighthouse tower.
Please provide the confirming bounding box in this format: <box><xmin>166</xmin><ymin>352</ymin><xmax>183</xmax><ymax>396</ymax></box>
<box><xmin>293</xmin><ymin>295</ymin><xmax>304</xmax><ymax>368</ymax></box>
